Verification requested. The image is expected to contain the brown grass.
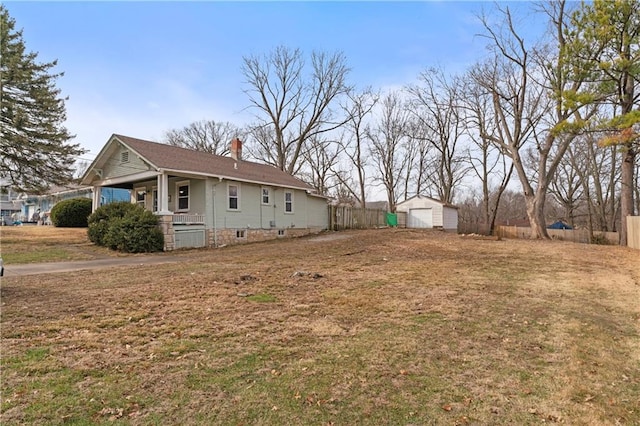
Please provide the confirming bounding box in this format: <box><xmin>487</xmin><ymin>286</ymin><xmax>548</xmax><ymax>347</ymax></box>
<box><xmin>0</xmin><ymin>226</ymin><xmax>117</xmax><ymax>264</ymax></box>
<box><xmin>1</xmin><ymin>227</ymin><xmax>639</xmax><ymax>425</ymax></box>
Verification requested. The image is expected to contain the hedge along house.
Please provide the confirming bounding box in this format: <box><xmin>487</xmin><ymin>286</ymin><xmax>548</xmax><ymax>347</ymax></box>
<box><xmin>80</xmin><ymin>134</ymin><xmax>329</xmax><ymax>250</ymax></box>
<box><xmin>395</xmin><ymin>195</ymin><xmax>458</xmax><ymax>232</ymax></box>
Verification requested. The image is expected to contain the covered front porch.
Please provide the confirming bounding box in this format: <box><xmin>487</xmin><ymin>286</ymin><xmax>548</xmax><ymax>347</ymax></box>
<box><xmin>90</xmin><ymin>171</ymin><xmax>212</xmax><ymax>250</ymax></box>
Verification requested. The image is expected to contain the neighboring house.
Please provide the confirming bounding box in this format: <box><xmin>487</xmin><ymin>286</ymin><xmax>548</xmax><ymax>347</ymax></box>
<box><xmin>396</xmin><ymin>195</ymin><xmax>458</xmax><ymax>232</ymax></box>
<box><xmin>80</xmin><ymin>134</ymin><xmax>329</xmax><ymax>250</ymax></box>
<box><xmin>30</xmin><ymin>185</ymin><xmax>130</xmax><ymax>223</ymax></box>
<box><xmin>0</xmin><ymin>181</ymin><xmax>22</xmax><ymax>224</ymax></box>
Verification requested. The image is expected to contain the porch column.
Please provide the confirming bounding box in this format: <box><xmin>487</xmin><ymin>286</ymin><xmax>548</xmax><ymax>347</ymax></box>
<box><xmin>92</xmin><ymin>186</ymin><xmax>101</xmax><ymax>212</ymax></box>
<box><xmin>157</xmin><ymin>172</ymin><xmax>171</xmax><ymax>214</ymax></box>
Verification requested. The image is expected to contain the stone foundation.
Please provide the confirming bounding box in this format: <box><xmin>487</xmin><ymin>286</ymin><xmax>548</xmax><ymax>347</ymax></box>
<box><xmin>157</xmin><ymin>213</ymin><xmax>323</xmax><ymax>251</ymax></box>
<box><xmin>207</xmin><ymin>227</ymin><xmax>322</xmax><ymax>248</ymax></box>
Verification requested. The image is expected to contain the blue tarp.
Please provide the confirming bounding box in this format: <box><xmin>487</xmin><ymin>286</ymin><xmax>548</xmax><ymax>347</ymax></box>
<box><xmin>547</xmin><ymin>221</ymin><xmax>572</xmax><ymax>230</ymax></box>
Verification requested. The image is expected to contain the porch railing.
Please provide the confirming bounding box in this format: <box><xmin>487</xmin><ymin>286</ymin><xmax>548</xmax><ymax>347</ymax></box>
<box><xmin>171</xmin><ymin>214</ymin><xmax>205</xmax><ymax>225</ymax></box>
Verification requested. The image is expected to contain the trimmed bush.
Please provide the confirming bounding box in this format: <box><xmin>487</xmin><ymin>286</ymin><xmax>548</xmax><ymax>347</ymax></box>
<box><xmin>50</xmin><ymin>198</ymin><xmax>93</xmax><ymax>227</ymax></box>
<box><xmin>88</xmin><ymin>202</ymin><xmax>138</xmax><ymax>246</ymax></box>
<box><xmin>88</xmin><ymin>202</ymin><xmax>164</xmax><ymax>253</ymax></box>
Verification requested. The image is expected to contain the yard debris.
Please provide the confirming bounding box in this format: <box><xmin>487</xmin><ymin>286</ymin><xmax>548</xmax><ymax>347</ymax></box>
<box><xmin>237</xmin><ymin>293</ymin><xmax>254</xmax><ymax>298</ymax></box>
<box><xmin>234</xmin><ymin>274</ymin><xmax>258</xmax><ymax>284</ymax></box>
<box><xmin>292</xmin><ymin>271</ymin><xmax>324</xmax><ymax>279</ymax></box>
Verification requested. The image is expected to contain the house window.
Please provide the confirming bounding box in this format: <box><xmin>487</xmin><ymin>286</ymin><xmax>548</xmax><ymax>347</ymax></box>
<box><xmin>176</xmin><ymin>181</ymin><xmax>190</xmax><ymax>211</ymax></box>
<box><xmin>284</xmin><ymin>191</ymin><xmax>293</xmax><ymax>213</ymax></box>
<box><xmin>278</xmin><ymin>229</ymin><xmax>285</xmax><ymax>237</ymax></box>
<box><xmin>121</xmin><ymin>151</ymin><xmax>129</xmax><ymax>163</ymax></box>
<box><xmin>262</xmin><ymin>187</ymin><xmax>270</xmax><ymax>205</ymax></box>
<box><xmin>135</xmin><ymin>188</ymin><xmax>146</xmax><ymax>208</ymax></box>
<box><xmin>228</xmin><ymin>184</ymin><xmax>240</xmax><ymax>210</ymax></box>
<box><xmin>236</xmin><ymin>229</ymin><xmax>246</xmax><ymax>239</ymax></box>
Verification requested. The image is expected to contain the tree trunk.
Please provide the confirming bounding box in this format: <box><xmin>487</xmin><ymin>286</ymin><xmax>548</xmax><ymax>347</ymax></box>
<box><xmin>526</xmin><ymin>194</ymin><xmax>549</xmax><ymax>239</ymax></box>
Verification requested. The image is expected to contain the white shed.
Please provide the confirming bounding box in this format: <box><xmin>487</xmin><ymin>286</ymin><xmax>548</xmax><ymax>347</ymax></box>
<box><xmin>396</xmin><ymin>196</ymin><xmax>458</xmax><ymax>232</ymax></box>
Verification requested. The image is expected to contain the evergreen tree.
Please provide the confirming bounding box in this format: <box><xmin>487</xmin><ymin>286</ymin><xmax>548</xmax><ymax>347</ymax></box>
<box><xmin>0</xmin><ymin>5</ymin><xmax>84</xmax><ymax>193</ymax></box>
<box><xmin>565</xmin><ymin>0</ymin><xmax>640</xmax><ymax>245</ymax></box>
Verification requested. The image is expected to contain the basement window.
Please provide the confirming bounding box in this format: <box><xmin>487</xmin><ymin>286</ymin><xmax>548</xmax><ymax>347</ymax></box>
<box><xmin>236</xmin><ymin>229</ymin><xmax>246</xmax><ymax>239</ymax></box>
<box><xmin>277</xmin><ymin>229</ymin><xmax>285</xmax><ymax>237</ymax></box>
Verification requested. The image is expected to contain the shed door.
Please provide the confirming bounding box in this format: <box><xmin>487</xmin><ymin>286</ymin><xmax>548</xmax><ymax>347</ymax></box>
<box><xmin>409</xmin><ymin>208</ymin><xmax>432</xmax><ymax>228</ymax></box>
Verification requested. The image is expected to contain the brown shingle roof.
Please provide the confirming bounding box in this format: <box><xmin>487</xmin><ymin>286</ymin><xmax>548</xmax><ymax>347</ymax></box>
<box><xmin>113</xmin><ymin>134</ymin><xmax>313</xmax><ymax>191</ymax></box>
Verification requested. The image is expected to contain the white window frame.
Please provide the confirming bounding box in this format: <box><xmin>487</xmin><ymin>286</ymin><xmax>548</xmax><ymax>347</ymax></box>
<box><xmin>236</xmin><ymin>229</ymin><xmax>246</xmax><ymax>239</ymax></box>
<box><xmin>134</xmin><ymin>187</ymin><xmax>146</xmax><ymax>209</ymax></box>
<box><xmin>152</xmin><ymin>187</ymin><xmax>158</xmax><ymax>212</ymax></box>
<box><xmin>261</xmin><ymin>187</ymin><xmax>270</xmax><ymax>205</ymax></box>
<box><xmin>284</xmin><ymin>190</ymin><xmax>294</xmax><ymax>214</ymax></box>
<box><xmin>228</xmin><ymin>183</ymin><xmax>240</xmax><ymax>211</ymax></box>
<box><xmin>175</xmin><ymin>181</ymin><xmax>190</xmax><ymax>212</ymax></box>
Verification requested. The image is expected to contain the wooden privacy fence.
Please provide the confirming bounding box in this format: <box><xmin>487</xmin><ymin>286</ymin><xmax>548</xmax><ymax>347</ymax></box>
<box><xmin>628</xmin><ymin>216</ymin><xmax>640</xmax><ymax>250</ymax></box>
<box><xmin>329</xmin><ymin>206</ymin><xmax>387</xmax><ymax>230</ymax></box>
<box><xmin>494</xmin><ymin>226</ymin><xmax>619</xmax><ymax>245</ymax></box>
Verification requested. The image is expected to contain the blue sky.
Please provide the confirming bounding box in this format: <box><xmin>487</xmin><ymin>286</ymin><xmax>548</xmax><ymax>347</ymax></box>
<box><xmin>4</xmin><ymin>1</ymin><xmax>536</xmax><ymax>163</ymax></box>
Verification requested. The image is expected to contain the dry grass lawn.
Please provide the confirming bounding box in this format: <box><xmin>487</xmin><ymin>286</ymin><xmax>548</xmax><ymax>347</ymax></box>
<box><xmin>1</xmin><ymin>227</ymin><xmax>639</xmax><ymax>425</ymax></box>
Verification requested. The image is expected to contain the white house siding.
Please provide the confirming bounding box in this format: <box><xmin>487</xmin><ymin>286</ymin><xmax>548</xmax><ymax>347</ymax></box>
<box><xmin>442</xmin><ymin>206</ymin><xmax>458</xmax><ymax>231</ymax></box>
<box><xmin>306</xmin><ymin>195</ymin><xmax>329</xmax><ymax>230</ymax></box>
<box><xmin>396</xmin><ymin>196</ymin><xmax>458</xmax><ymax>231</ymax></box>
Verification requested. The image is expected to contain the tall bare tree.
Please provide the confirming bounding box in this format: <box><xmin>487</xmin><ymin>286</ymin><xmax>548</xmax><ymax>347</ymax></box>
<box><xmin>335</xmin><ymin>88</ymin><xmax>379</xmax><ymax>206</ymax></box>
<box><xmin>462</xmin><ymin>74</ymin><xmax>514</xmax><ymax>235</ymax></box>
<box><xmin>242</xmin><ymin>46</ymin><xmax>350</xmax><ymax>175</ymax></box>
<box><xmin>368</xmin><ymin>91</ymin><xmax>410</xmax><ymax>212</ymax></box>
<box><xmin>163</xmin><ymin>120</ymin><xmax>243</xmax><ymax>155</ymax></box>
<box><xmin>407</xmin><ymin>67</ymin><xmax>469</xmax><ymax>204</ymax></box>
<box><xmin>473</xmin><ymin>2</ymin><xmax>589</xmax><ymax>239</ymax></box>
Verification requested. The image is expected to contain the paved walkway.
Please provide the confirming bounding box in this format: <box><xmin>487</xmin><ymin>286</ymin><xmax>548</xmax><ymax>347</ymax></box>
<box><xmin>2</xmin><ymin>255</ymin><xmax>185</xmax><ymax>277</ymax></box>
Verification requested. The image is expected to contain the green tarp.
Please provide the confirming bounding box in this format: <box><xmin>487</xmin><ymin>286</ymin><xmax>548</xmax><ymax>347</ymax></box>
<box><xmin>386</xmin><ymin>212</ymin><xmax>397</xmax><ymax>227</ymax></box>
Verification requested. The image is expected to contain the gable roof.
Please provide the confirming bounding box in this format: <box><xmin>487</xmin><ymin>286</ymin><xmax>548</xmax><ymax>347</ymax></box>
<box><xmin>84</xmin><ymin>134</ymin><xmax>314</xmax><ymax>191</ymax></box>
<box><xmin>397</xmin><ymin>195</ymin><xmax>458</xmax><ymax>209</ymax></box>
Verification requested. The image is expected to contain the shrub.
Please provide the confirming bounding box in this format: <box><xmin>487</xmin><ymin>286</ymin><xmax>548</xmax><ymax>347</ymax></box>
<box><xmin>89</xmin><ymin>202</ymin><xmax>164</xmax><ymax>253</ymax></box>
<box><xmin>591</xmin><ymin>233</ymin><xmax>612</xmax><ymax>245</ymax></box>
<box><xmin>50</xmin><ymin>198</ymin><xmax>93</xmax><ymax>227</ymax></box>
<box><xmin>87</xmin><ymin>202</ymin><xmax>138</xmax><ymax>246</ymax></box>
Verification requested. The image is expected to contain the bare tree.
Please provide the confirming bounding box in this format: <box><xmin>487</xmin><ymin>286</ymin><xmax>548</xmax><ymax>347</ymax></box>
<box><xmin>368</xmin><ymin>91</ymin><xmax>411</xmax><ymax>212</ymax></box>
<box><xmin>242</xmin><ymin>46</ymin><xmax>350</xmax><ymax>175</ymax></box>
<box><xmin>163</xmin><ymin>120</ymin><xmax>243</xmax><ymax>155</ymax></box>
<box><xmin>300</xmin><ymin>135</ymin><xmax>341</xmax><ymax>195</ymax></box>
<box><xmin>406</xmin><ymin>68</ymin><xmax>469</xmax><ymax>204</ymax></box>
<box><xmin>549</xmin><ymin>146</ymin><xmax>584</xmax><ymax>227</ymax></box>
<box><xmin>462</xmin><ymin>73</ymin><xmax>514</xmax><ymax>235</ymax></box>
<box><xmin>335</xmin><ymin>88</ymin><xmax>379</xmax><ymax>206</ymax></box>
<box><xmin>473</xmin><ymin>1</ymin><xmax>588</xmax><ymax>239</ymax></box>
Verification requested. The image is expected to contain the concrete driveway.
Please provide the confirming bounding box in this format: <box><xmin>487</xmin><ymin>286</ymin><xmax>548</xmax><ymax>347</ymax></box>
<box><xmin>2</xmin><ymin>255</ymin><xmax>185</xmax><ymax>277</ymax></box>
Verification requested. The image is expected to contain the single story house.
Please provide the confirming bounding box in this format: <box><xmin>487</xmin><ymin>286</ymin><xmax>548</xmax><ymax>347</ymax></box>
<box><xmin>80</xmin><ymin>134</ymin><xmax>329</xmax><ymax>250</ymax></box>
<box><xmin>396</xmin><ymin>195</ymin><xmax>458</xmax><ymax>232</ymax></box>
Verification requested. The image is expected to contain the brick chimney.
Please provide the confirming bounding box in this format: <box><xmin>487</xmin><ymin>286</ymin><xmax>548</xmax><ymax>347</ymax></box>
<box><xmin>230</xmin><ymin>138</ymin><xmax>242</xmax><ymax>161</ymax></box>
